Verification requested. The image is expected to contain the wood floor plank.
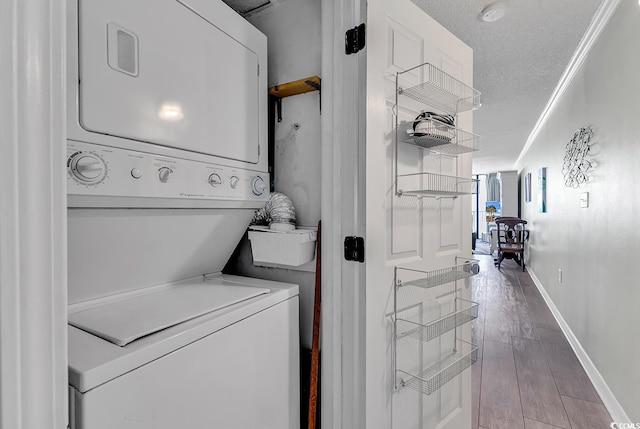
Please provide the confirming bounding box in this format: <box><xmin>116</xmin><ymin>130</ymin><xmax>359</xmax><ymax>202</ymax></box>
<box><xmin>561</xmin><ymin>396</ymin><xmax>612</xmax><ymax>429</ymax></box>
<box><xmin>479</xmin><ymin>260</ymin><xmax>517</xmax><ymax>344</ymax></box>
<box><xmin>512</xmin><ymin>337</ymin><xmax>570</xmax><ymax>428</ymax></box>
<box><xmin>483</xmin><ymin>299</ymin><xmax>516</xmax><ymax>343</ymax></box>
<box><xmin>501</xmin><ymin>267</ymin><xmax>521</xmax><ymax>289</ymax></box>
<box><xmin>512</xmin><ymin>284</ymin><xmax>538</xmax><ymax>341</ymax></box>
<box><xmin>483</xmin><ymin>272</ymin><xmax>537</xmax><ymax>343</ymax></box>
<box><xmin>472</xmin><ymin>359</ymin><xmax>482</xmax><ymax>429</ymax></box>
<box><xmin>525</xmin><ymin>296</ymin><xmax>561</xmax><ymax>331</ymax></box>
<box><xmin>537</xmin><ymin>327</ymin><xmax>602</xmax><ymax>404</ymax></box>
<box><xmin>524</xmin><ymin>418</ymin><xmax>565</xmax><ymax>429</ymax></box>
<box><xmin>516</xmin><ymin>272</ymin><xmax>542</xmax><ymax>299</ymax></box>
<box><xmin>479</xmin><ymin>340</ymin><xmax>525</xmax><ymax>429</ymax></box>
<box><xmin>482</xmin><ymin>273</ymin><xmax>517</xmax><ymax>344</ymax></box>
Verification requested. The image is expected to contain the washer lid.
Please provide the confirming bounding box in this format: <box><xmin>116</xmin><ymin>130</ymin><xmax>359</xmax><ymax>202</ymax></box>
<box><xmin>68</xmin><ymin>283</ymin><xmax>270</xmax><ymax>346</ymax></box>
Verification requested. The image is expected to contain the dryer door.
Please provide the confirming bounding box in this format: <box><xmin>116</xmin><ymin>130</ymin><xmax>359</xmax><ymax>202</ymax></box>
<box><xmin>77</xmin><ymin>0</ymin><xmax>263</xmax><ymax>164</ymax></box>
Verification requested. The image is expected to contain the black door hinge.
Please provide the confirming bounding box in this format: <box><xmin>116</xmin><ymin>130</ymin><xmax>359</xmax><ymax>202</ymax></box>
<box><xmin>345</xmin><ymin>23</ymin><xmax>366</xmax><ymax>55</ymax></box>
<box><xmin>344</xmin><ymin>236</ymin><xmax>365</xmax><ymax>263</ymax></box>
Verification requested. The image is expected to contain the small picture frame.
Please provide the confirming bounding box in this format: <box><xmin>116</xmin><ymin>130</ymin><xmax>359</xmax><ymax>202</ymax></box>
<box><xmin>524</xmin><ymin>172</ymin><xmax>532</xmax><ymax>203</ymax></box>
<box><xmin>538</xmin><ymin>167</ymin><xmax>547</xmax><ymax>213</ymax></box>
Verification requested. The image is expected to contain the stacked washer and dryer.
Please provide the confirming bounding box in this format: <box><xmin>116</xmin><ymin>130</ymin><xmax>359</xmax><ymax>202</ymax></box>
<box><xmin>65</xmin><ymin>1</ymin><xmax>300</xmax><ymax>428</ymax></box>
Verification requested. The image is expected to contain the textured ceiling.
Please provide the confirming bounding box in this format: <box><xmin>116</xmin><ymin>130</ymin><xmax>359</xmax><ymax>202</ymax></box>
<box><xmin>223</xmin><ymin>0</ymin><xmax>604</xmax><ymax>174</ymax></box>
<box><xmin>411</xmin><ymin>0</ymin><xmax>604</xmax><ymax>173</ymax></box>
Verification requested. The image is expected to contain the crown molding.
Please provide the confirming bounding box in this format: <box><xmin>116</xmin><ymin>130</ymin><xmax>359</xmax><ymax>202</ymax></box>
<box><xmin>514</xmin><ymin>0</ymin><xmax>622</xmax><ymax>169</ymax></box>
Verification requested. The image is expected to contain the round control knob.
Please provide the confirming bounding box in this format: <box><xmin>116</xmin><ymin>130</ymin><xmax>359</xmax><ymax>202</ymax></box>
<box><xmin>208</xmin><ymin>173</ymin><xmax>222</xmax><ymax>187</ymax></box>
<box><xmin>131</xmin><ymin>168</ymin><xmax>142</xmax><ymax>179</ymax></box>
<box><xmin>229</xmin><ymin>175</ymin><xmax>239</xmax><ymax>189</ymax></box>
<box><xmin>252</xmin><ymin>176</ymin><xmax>267</xmax><ymax>196</ymax></box>
<box><xmin>70</xmin><ymin>154</ymin><xmax>105</xmax><ymax>183</ymax></box>
<box><xmin>158</xmin><ymin>167</ymin><xmax>173</xmax><ymax>183</ymax></box>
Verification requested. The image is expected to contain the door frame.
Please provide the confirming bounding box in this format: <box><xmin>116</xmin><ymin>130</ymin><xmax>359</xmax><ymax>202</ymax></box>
<box><xmin>1</xmin><ymin>0</ymin><xmax>368</xmax><ymax>427</ymax></box>
<box><xmin>0</xmin><ymin>1</ymin><xmax>68</xmax><ymax>428</ymax></box>
<box><xmin>320</xmin><ymin>0</ymin><xmax>366</xmax><ymax>428</ymax></box>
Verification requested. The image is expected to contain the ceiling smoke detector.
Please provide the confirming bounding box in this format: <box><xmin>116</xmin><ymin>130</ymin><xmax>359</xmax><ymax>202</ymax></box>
<box><xmin>480</xmin><ymin>2</ymin><xmax>506</xmax><ymax>22</ymax></box>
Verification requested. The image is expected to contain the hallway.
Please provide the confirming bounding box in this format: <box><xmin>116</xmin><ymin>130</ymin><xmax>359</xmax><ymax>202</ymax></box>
<box><xmin>471</xmin><ymin>255</ymin><xmax>612</xmax><ymax>429</ymax></box>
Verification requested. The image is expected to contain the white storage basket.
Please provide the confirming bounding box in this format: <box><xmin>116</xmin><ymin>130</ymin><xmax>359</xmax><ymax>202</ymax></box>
<box><xmin>248</xmin><ymin>226</ymin><xmax>317</xmax><ymax>267</ymax></box>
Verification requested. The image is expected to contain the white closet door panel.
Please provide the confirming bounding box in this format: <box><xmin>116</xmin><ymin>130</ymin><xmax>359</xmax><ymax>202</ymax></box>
<box><xmin>387</xmin><ymin>18</ymin><xmax>424</xmax><ymax>85</ymax></box>
<box><xmin>389</xmin><ymin>107</ymin><xmax>423</xmax><ymax>258</ymax></box>
<box><xmin>437</xmin><ymin>156</ymin><xmax>462</xmax><ymax>253</ymax></box>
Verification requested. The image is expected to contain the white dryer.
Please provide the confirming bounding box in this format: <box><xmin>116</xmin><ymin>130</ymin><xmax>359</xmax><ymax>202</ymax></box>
<box><xmin>65</xmin><ymin>0</ymin><xmax>300</xmax><ymax>428</ymax></box>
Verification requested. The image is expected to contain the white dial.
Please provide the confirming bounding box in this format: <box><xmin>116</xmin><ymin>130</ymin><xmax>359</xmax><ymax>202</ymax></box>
<box><xmin>208</xmin><ymin>173</ymin><xmax>222</xmax><ymax>187</ymax></box>
<box><xmin>158</xmin><ymin>167</ymin><xmax>173</xmax><ymax>183</ymax></box>
<box><xmin>70</xmin><ymin>153</ymin><xmax>106</xmax><ymax>183</ymax></box>
<box><xmin>229</xmin><ymin>175</ymin><xmax>239</xmax><ymax>189</ymax></box>
<box><xmin>252</xmin><ymin>176</ymin><xmax>266</xmax><ymax>196</ymax></box>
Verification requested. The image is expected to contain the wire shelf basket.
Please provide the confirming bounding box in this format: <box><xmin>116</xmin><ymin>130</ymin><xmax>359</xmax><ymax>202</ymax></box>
<box><xmin>396</xmin><ymin>172</ymin><xmax>478</xmax><ymax>198</ymax></box>
<box><xmin>398</xmin><ymin>339</ymin><xmax>478</xmax><ymax>395</ymax></box>
<box><xmin>397</xmin><ymin>63</ymin><xmax>481</xmax><ymax>114</ymax></box>
<box><xmin>396</xmin><ymin>298</ymin><xmax>479</xmax><ymax>343</ymax></box>
<box><xmin>401</xmin><ymin>117</ymin><xmax>479</xmax><ymax>155</ymax></box>
<box><xmin>395</xmin><ymin>262</ymin><xmax>480</xmax><ymax>290</ymax></box>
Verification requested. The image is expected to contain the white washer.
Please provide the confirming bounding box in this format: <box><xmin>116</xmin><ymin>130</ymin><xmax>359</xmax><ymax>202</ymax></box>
<box><xmin>68</xmin><ymin>275</ymin><xmax>299</xmax><ymax>429</ymax></box>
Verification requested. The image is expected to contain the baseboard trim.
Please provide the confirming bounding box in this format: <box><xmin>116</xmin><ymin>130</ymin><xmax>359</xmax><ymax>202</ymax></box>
<box><xmin>527</xmin><ymin>268</ymin><xmax>630</xmax><ymax>422</ymax></box>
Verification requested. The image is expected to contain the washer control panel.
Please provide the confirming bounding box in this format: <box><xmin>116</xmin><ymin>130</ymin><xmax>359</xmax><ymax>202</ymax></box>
<box><xmin>67</xmin><ymin>141</ymin><xmax>269</xmax><ymax>202</ymax></box>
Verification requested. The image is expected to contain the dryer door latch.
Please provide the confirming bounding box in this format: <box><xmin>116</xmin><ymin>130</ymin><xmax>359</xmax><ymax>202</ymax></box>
<box><xmin>344</xmin><ymin>236</ymin><xmax>365</xmax><ymax>263</ymax></box>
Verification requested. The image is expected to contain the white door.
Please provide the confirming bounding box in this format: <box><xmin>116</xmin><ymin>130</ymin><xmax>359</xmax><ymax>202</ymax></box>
<box><xmin>364</xmin><ymin>1</ymin><xmax>475</xmax><ymax>428</ymax></box>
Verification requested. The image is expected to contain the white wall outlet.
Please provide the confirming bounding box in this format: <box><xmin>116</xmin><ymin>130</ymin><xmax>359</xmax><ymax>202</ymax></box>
<box><xmin>558</xmin><ymin>269</ymin><xmax>563</xmax><ymax>283</ymax></box>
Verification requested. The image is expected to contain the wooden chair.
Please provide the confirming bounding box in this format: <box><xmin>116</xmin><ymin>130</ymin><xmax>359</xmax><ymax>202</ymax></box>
<box><xmin>494</xmin><ymin>217</ymin><xmax>528</xmax><ymax>271</ymax></box>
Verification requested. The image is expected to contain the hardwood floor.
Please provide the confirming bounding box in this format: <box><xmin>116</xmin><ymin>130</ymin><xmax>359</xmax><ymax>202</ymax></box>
<box><xmin>471</xmin><ymin>255</ymin><xmax>612</xmax><ymax>429</ymax></box>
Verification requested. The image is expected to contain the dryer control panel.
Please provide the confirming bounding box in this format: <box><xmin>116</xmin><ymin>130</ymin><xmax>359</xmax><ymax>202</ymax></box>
<box><xmin>67</xmin><ymin>141</ymin><xmax>269</xmax><ymax>206</ymax></box>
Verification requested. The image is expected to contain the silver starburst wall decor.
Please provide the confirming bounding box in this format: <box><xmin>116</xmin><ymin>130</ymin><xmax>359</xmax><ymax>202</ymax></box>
<box><xmin>562</xmin><ymin>126</ymin><xmax>593</xmax><ymax>188</ymax></box>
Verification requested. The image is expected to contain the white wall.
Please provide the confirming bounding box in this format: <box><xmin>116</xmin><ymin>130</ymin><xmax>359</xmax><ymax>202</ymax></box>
<box><xmin>225</xmin><ymin>0</ymin><xmax>322</xmax><ymax>349</ymax></box>
<box><xmin>498</xmin><ymin>170</ymin><xmax>519</xmax><ymax>217</ymax></box>
<box><xmin>516</xmin><ymin>0</ymin><xmax>639</xmax><ymax>419</ymax></box>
